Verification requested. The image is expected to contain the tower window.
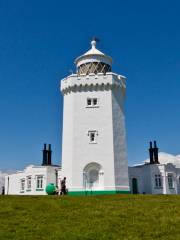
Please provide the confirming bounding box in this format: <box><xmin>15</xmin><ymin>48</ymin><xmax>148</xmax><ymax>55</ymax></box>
<box><xmin>87</xmin><ymin>98</ymin><xmax>92</xmax><ymax>106</ymax></box>
<box><xmin>88</xmin><ymin>130</ymin><xmax>98</xmax><ymax>143</ymax></box>
<box><xmin>78</xmin><ymin>62</ymin><xmax>111</xmax><ymax>75</ymax></box>
<box><xmin>93</xmin><ymin>98</ymin><xmax>97</xmax><ymax>106</ymax></box>
<box><xmin>90</xmin><ymin>132</ymin><xmax>95</xmax><ymax>142</ymax></box>
<box><xmin>86</xmin><ymin>98</ymin><xmax>99</xmax><ymax>107</ymax></box>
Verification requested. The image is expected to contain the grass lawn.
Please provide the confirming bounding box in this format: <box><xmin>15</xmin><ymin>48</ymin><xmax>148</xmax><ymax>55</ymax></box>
<box><xmin>0</xmin><ymin>195</ymin><xmax>180</xmax><ymax>240</ymax></box>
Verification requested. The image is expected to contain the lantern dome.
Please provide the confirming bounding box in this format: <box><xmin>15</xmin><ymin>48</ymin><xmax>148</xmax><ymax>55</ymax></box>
<box><xmin>75</xmin><ymin>40</ymin><xmax>112</xmax><ymax>75</ymax></box>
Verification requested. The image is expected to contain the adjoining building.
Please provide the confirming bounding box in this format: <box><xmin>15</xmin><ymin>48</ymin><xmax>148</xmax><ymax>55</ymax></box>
<box><xmin>5</xmin><ymin>144</ymin><xmax>60</xmax><ymax>195</ymax></box>
<box><xmin>129</xmin><ymin>141</ymin><xmax>180</xmax><ymax>194</ymax></box>
<box><xmin>60</xmin><ymin>40</ymin><xmax>130</xmax><ymax>195</ymax></box>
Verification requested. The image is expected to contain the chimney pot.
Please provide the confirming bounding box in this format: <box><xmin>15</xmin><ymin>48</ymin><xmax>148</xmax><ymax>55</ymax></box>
<box><xmin>48</xmin><ymin>144</ymin><xmax>51</xmax><ymax>151</ymax></box>
<box><xmin>149</xmin><ymin>141</ymin><xmax>154</xmax><ymax>164</ymax></box>
<box><xmin>42</xmin><ymin>143</ymin><xmax>48</xmax><ymax>166</ymax></box>
<box><xmin>47</xmin><ymin>144</ymin><xmax>52</xmax><ymax>165</ymax></box>
<box><xmin>153</xmin><ymin>140</ymin><xmax>159</xmax><ymax>164</ymax></box>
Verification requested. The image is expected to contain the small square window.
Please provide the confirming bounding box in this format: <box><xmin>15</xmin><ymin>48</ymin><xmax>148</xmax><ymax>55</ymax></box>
<box><xmin>88</xmin><ymin>130</ymin><xmax>98</xmax><ymax>143</ymax></box>
<box><xmin>87</xmin><ymin>98</ymin><xmax>92</xmax><ymax>106</ymax></box>
<box><xmin>86</xmin><ymin>98</ymin><xmax>99</xmax><ymax>107</ymax></box>
<box><xmin>93</xmin><ymin>98</ymin><xmax>97</xmax><ymax>106</ymax></box>
<box><xmin>90</xmin><ymin>132</ymin><xmax>95</xmax><ymax>142</ymax></box>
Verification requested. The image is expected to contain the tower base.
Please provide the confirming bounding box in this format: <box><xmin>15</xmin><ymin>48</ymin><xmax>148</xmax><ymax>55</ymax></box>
<box><xmin>68</xmin><ymin>190</ymin><xmax>130</xmax><ymax>196</ymax></box>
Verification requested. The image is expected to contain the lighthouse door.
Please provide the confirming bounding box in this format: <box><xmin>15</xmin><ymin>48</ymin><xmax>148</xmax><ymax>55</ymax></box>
<box><xmin>88</xmin><ymin>169</ymin><xmax>99</xmax><ymax>189</ymax></box>
<box><xmin>83</xmin><ymin>162</ymin><xmax>103</xmax><ymax>191</ymax></box>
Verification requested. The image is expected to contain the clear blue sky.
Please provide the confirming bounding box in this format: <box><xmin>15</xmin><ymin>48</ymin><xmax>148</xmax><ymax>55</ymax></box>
<box><xmin>0</xmin><ymin>0</ymin><xmax>180</xmax><ymax>170</ymax></box>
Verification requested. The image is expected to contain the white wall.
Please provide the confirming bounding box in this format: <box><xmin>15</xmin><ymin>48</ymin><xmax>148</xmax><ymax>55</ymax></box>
<box><xmin>61</xmin><ymin>73</ymin><xmax>129</xmax><ymax>193</ymax></box>
<box><xmin>128</xmin><ymin>166</ymin><xmax>143</xmax><ymax>193</ymax></box>
<box><xmin>62</xmin><ymin>83</ymin><xmax>115</xmax><ymax>191</ymax></box>
<box><xmin>164</xmin><ymin>164</ymin><xmax>177</xmax><ymax>194</ymax></box>
<box><xmin>0</xmin><ymin>171</ymin><xmax>7</xmax><ymax>193</ymax></box>
<box><xmin>5</xmin><ymin>165</ymin><xmax>60</xmax><ymax>195</ymax></box>
<box><xmin>112</xmin><ymin>89</ymin><xmax>129</xmax><ymax>191</ymax></box>
<box><xmin>129</xmin><ymin>163</ymin><xmax>180</xmax><ymax>195</ymax></box>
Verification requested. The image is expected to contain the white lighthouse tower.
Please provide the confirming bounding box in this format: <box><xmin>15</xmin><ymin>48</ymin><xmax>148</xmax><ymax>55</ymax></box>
<box><xmin>60</xmin><ymin>40</ymin><xmax>130</xmax><ymax>195</ymax></box>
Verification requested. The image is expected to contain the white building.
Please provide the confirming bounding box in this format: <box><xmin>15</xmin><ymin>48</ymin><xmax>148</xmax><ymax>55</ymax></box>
<box><xmin>60</xmin><ymin>40</ymin><xmax>130</xmax><ymax>195</ymax></box>
<box><xmin>129</xmin><ymin>142</ymin><xmax>180</xmax><ymax>194</ymax></box>
<box><xmin>5</xmin><ymin>165</ymin><xmax>60</xmax><ymax>195</ymax></box>
<box><xmin>5</xmin><ymin>144</ymin><xmax>60</xmax><ymax>195</ymax></box>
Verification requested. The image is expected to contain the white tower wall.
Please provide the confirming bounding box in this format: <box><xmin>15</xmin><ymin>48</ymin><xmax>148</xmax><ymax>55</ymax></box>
<box><xmin>60</xmin><ymin>41</ymin><xmax>129</xmax><ymax>195</ymax></box>
<box><xmin>61</xmin><ymin>74</ymin><xmax>129</xmax><ymax>195</ymax></box>
<box><xmin>112</xmin><ymin>89</ymin><xmax>129</xmax><ymax>189</ymax></box>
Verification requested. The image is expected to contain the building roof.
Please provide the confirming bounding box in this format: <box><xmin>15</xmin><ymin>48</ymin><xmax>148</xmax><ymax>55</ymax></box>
<box><xmin>75</xmin><ymin>40</ymin><xmax>113</xmax><ymax>67</ymax></box>
<box><xmin>144</xmin><ymin>152</ymin><xmax>180</xmax><ymax>168</ymax></box>
<box><xmin>130</xmin><ymin>152</ymin><xmax>180</xmax><ymax>168</ymax></box>
<box><xmin>83</xmin><ymin>41</ymin><xmax>105</xmax><ymax>56</ymax></box>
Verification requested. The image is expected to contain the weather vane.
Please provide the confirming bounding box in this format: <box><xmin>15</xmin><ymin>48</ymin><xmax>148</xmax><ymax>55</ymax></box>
<box><xmin>92</xmin><ymin>37</ymin><xmax>100</xmax><ymax>43</ymax></box>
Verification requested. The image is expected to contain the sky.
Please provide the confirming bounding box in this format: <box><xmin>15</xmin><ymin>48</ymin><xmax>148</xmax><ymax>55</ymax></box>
<box><xmin>0</xmin><ymin>0</ymin><xmax>180</xmax><ymax>170</ymax></box>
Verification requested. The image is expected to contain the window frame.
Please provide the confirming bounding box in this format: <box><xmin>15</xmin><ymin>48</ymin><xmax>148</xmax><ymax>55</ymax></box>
<box><xmin>88</xmin><ymin>130</ymin><xmax>98</xmax><ymax>144</ymax></box>
<box><xmin>86</xmin><ymin>98</ymin><xmax>99</xmax><ymax>108</ymax></box>
<box><xmin>20</xmin><ymin>178</ymin><xmax>25</xmax><ymax>192</ymax></box>
<box><xmin>87</xmin><ymin>98</ymin><xmax>92</xmax><ymax>106</ymax></box>
<box><xmin>26</xmin><ymin>176</ymin><xmax>32</xmax><ymax>191</ymax></box>
<box><xmin>90</xmin><ymin>132</ymin><xmax>95</xmax><ymax>143</ymax></box>
<box><xmin>154</xmin><ymin>174</ymin><xmax>162</xmax><ymax>188</ymax></box>
<box><xmin>167</xmin><ymin>173</ymin><xmax>174</xmax><ymax>189</ymax></box>
<box><xmin>93</xmin><ymin>98</ymin><xmax>98</xmax><ymax>106</ymax></box>
<box><xmin>36</xmin><ymin>175</ymin><xmax>44</xmax><ymax>190</ymax></box>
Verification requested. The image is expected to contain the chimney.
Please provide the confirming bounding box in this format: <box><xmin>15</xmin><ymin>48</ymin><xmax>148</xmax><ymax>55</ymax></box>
<box><xmin>149</xmin><ymin>141</ymin><xmax>154</xmax><ymax>164</ymax></box>
<box><xmin>153</xmin><ymin>141</ymin><xmax>159</xmax><ymax>164</ymax></box>
<box><xmin>47</xmin><ymin>144</ymin><xmax>52</xmax><ymax>165</ymax></box>
<box><xmin>42</xmin><ymin>144</ymin><xmax>48</xmax><ymax>166</ymax></box>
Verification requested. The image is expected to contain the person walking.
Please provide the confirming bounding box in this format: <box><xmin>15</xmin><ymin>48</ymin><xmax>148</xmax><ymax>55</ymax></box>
<box><xmin>60</xmin><ymin>177</ymin><xmax>67</xmax><ymax>195</ymax></box>
<box><xmin>1</xmin><ymin>186</ymin><xmax>5</xmax><ymax>195</ymax></box>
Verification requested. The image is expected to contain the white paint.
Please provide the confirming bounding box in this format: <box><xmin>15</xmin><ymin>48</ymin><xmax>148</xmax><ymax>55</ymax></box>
<box><xmin>129</xmin><ymin>152</ymin><xmax>180</xmax><ymax>194</ymax></box>
<box><xmin>75</xmin><ymin>40</ymin><xmax>112</xmax><ymax>67</ymax></box>
<box><xmin>60</xmin><ymin>42</ymin><xmax>129</xmax><ymax>193</ymax></box>
<box><xmin>5</xmin><ymin>165</ymin><xmax>60</xmax><ymax>195</ymax></box>
<box><xmin>61</xmin><ymin>72</ymin><xmax>125</xmax><ymax>93</ymax></box>
<box><xmin>0</xmin><ymin>171</ymin><xmax>7</xmax><ymax>193</ymax></box>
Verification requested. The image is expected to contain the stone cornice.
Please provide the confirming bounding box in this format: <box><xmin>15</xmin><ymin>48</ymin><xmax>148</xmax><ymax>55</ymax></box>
<box><xmin>60</xmin><ymin>72</ymin><xmax>126</xmax><ymax>95</ymax></box>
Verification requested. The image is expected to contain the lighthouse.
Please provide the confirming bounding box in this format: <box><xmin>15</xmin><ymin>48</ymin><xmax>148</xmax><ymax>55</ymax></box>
<box><xmin>60</xmin><ymin>40</ymin><xmax>130</xmax><ymax>195</ymax></box>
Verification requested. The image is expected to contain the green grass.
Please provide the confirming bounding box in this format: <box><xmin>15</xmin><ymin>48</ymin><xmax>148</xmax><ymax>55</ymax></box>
<box><xmin>0</xmin><ymin>195</ymin><xmax>180</xmax><ymax>240</ymax></box>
